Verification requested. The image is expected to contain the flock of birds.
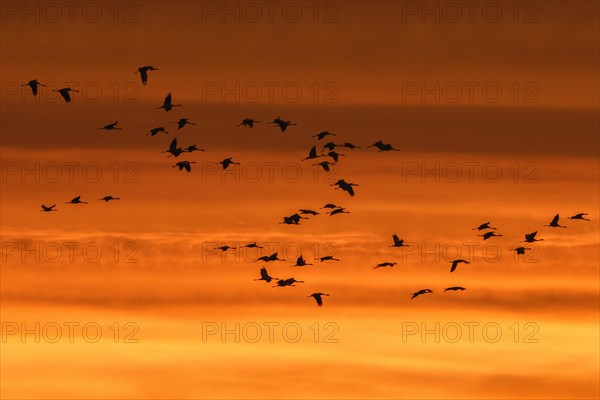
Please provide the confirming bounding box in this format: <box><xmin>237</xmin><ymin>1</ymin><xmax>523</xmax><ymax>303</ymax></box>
<box><xmin>26</xmin><ymin>67</ymin><xmax>592</xmax><ymax>307</ymax></box>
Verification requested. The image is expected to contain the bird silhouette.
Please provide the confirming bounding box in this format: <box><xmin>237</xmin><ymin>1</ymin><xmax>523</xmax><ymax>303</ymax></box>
<box><xmin>319</xmin><ymin>256</ymin><xmax>340</xmax><ymax>262</ymax></box>
<box><xmin>237</xmin><ymin>118</ymin><xmax>260</xmax><ymax>128</ymax></box>
<box><xmin>390</xmin><ymin>234</ymin><xmax>408</xmax><ymax>247</ymax></box>
<box><xmin>268</xmin><ymin>117</ymin><xmax>297</xmax><ymax>132</ymax></box>
<box><xmin>218</xmin><ymin>158</ymin><xmax>240</xmax><ymax>170</ymax></box>
<box><xmin>331</xmin><ymin>179</ymin><xmax>358</xmax><ymax>196</ymax></box>
<box><xmin>293</xmin><ymin>255</ymin><xmax>313</xmax><ymax>267</ymax></box>
<box><xmin>368</xmin><ymin>140</ymin><xmax>400</xmax><ymax>152</ymax></box>
<box><xmin>299</xmin><ymin>209</ymin><xmax>319</xmax><ymax>216</ymax></box>
<box><xmin>280</xmin><ymin>213</ymin><xmax>306</xmax><ymax>225</ymax></box>
<box><xmin>568</xmin><ymin>213</ymin><xmax>590</xmax><ymax>221</ymax></box>
<box><xmin>244</xmin><ymin>242</ymin><xmax>263</xmax><ymax>248</ymax></box>
<box><xmin>478</xmin><ymin>231</ymin><xmax>502</xmax><ymax>240</ymax></box>
<box><xmin>162</xmin><ymin>138</ymin><xmax>185</xmax><ymax>158</ymax></box>
<box><xmin>156</xmin><ymin>93</ymin><xmax>181</xmax><ymax>112</ymax></box>
<box><xmin>313</xmin><ymin>131</ymin><xmax>335</xmax><ymax>140</ymax></box>
<box><xmin>322</xmin><ymin>142</ymin><xmax>339</xmax><ymax>152</ymax></box>
<box><xmin>321</xmin><ymin>203</ymin><xmax>340</xmax><ymax>209</ymax></box>
<box><xmin>444</xmin><ymin>287</ymin><xmax>466</xmax><ymax>292</ymax></box>
<box><xmin>254</xmin><ymin>267</ymin><xmax>276</xmax><ymax>283</ymax></box>
<box><xmin>524</xmin><ymin>231</ymin><xmax>544</xmax><ymax>242</ymax></box>
<box><xmin>329</xmin><ymin>207</ymin><xmax>349</xmax><ymax>216</ymax></box>
<box><xmin>136</xmin><ymin>66</ymin><xmax>158</xmax><ymax>85</ymax></box>
<box><xmin>184</xmin><ymin>144</ymin><xmax>205</xmax><ymax>153</ymax></box>
<box><xmin>172</xmin><ymin>118</ymin><xmax>196</xmax><ymax>129</ymax></box>
<box><xmin>40</xmin><ymin>204</ymin><xmax>57</xmax><ymax>212</ymax></box>
<box><xmin>65</xmin><ymin>195</ymin><xmax>87</xmax><ymax>204</ymax></box>
<box><xmin>341</xmin><ymin>142</ymin><xmax>360</xmax><ymax>149</ymax></box>
<box><xmin>98</xmin><ymin>121</ymin><xmax>122</xmax><ymax>131</ymax></box>
<box><xmin>217</xmin><ymin>245</ymin><xmax>235</xmax><ymax>251</ymax></box>
<box><xmin>173</xmin><ymin>160</ymin><xmax>196</xmax><ymax>172</ymax></box>
<box><xmin>255</xmin><ymin>252</ymin><xmax>282</xmax><ymax>262</ymax></box>
<box><xmin>148</xmin><ymin>127</ymin><xmax>169</xmax><ymax>136</ymax></box>
<box><xmin>23</xmin><ymin>79</ymin><xmax>46</xmax><ymax>96</ymax></box>
<box><xmin>546</xmin><ymin>214</ymin><xmax>566</xmax><ymax>228</ymax></box>
<box><xmin>374</xmin><ymin>262</ymin><xmax>397</xmax><ymax>269</ymax></box>
<box><xmin>308</xmin><ymin>292</ymin><xmax>330</xmax><ymax>306</ymax></box>
<box><xmin>53</xmin><ymin>87</ymin><xmax>79</xmax><ymax>103</ymax></box>
<box><xmin>98</xmin><ymin>195</ymin><xmax>120</xmax><ymax>202</ymax></box>
<box><xmin>302</xmin><ymin>146</ymin><xmax>321</xmax><ymax>161</ymax></box>
<box><xmin>411</xmin><ymin>289</ymin><xmax>433</xmax><ymax>299</ymax></box>
<box><xmin>510</xmin><ymin>246</ymin><xmax>532</xmax><ymax>255</ymax></box>
<box><xmin>274</xmin><ymin>278</ymin><xmax>304</xmax><ymax>287</ymax></box>
<box><xmin>450</xmin><ymin>259</ymin><xmax>470</xmax><ymax>273</ymax></box>
<box><xmin>313</xmin><ymin>161</ymin><xmax>334</xmax><ymax>172</ymax></box>
<box><xmin>324</xmin><ymin>151</ymin><xmax>345</xmax><ymax>163</ymax></box>
<box><xmin>473</xmin><ymin>222</ymin><xmax>496</xmax><ymax>231</ymax></box>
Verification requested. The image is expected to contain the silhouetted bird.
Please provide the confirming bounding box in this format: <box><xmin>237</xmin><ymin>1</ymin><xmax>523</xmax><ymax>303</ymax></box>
<box><xmin>314</xmin><ymin>161</ymin><xmax>334</xmax><ymax>172</ymax></box>
<box><xmin>473</xmin><ymin>222</ymin><xmax>496</xmax><ymax>231</ymax></box>
<box><xmin>172</xmin><ymin>118</ymin><xmax>196</xmax><ymax>129</ymax></box>
<box><xmin>98</xmin><ymin>195</ymin><xmax>120</xmax><ymax>202</ymax></box>
<box><xmin>219</xmin><ymin>158</ymin><xmax>240</xmax><ymax>170</ymax></box>
<box><xmin>308</xmin><ymin>292</ymin><xmax>330</xmax><ymax>306</ymax></box>
<box><xmin>23</xmin><ymin>79</ymin><xmax>45</xmax><ymax>96</ymax></box>
<box><xmin>54</xmin><ymin>87</ymin><xmax>79</xmax><ymax>103</ymax></box>
<box><xmin>478</xmin><ymin>231</ymin><xmax>502</xmax><ymax>240</ymax></box>
<box><xmin>319</xmin><ymin>256</ymin><xmax>340</xmax><ymax>262</ymax></box>
<box><xmin>237</xmin><ymin>118</ymin><xmax>259</xmax><ymax>128</ymax></box>
<box><xmin>98</xmin><ymin>121</ymin><xmax>122</xmax><ymax>131</ymax></box>
<box><xmin>293</xmin><ymin>255</ymin><xmax>312</xmax><ymax>267</ymax></box>
<box><xmin>511</xmin><ymin>246</ymin><xmax>531</xmax><ymax>255</ymax></box>
<box><xmin>331</xmin><ymin>179</ymin><xmax>358</xmax><ymax>196</ymax></box>
<box><xmin>450</xmin><ymin>259</ymin><xmax>470</xmax><ymax>273</ymax></box>
<box><xmin>244</xmin><ymin>242</ymin><xmax>263</xmax><ymax>248</ymax></box>
<box><xmin>162</xmin><ymin>138</ymin><xmax>185</xmax><ymax>158</ymax></box>
<box><xmin>368</xmin><ymin>140</ymin><xmax>399</xmax><ymax>152</ymax></box>
<box><xmin>299</xmin><ymin>209</ymin><xmax>319</xmax><ymax>216</ymax></box>
<box><xmin>274</xmin><ymin>278</ymin><xmax>304</xmax><ymax>287</ymax></box>
<box><xmin>280</xmin><ymin>213</ymin><xmax>305</xmax><ymax>225</ymax></box>
<box><xmin>341</xmin><ymin>142</ymin><xmax>360</xmax><ymax>149</ymax></box>
<box><xmin>325</xmin><ymin>151</ymin><xmax>345</xmax><ymax>163</ymax></box>
<box><xmin>217</xmin><ymin>245</ymin><xmax>234</xmax><ymax>251</ymax></box>
<box><xmin>390</xmin><ymin>234</ymin><xmax>408</xmax><ymax>247</ymax></box>
<box><xmin>65</xmin><ymin>195</ymin><xmax>87</xmax><ymax>204</ymax></box>
<box><xmin>321</xmin><ymin>203</ymin><xmax>340</xmax><ymax>209</ymax></box>
<box><xmin>302</xmin><ymin>146</ymin><xmax>320</xmax><ymax>161</ymax></box>
<box><xmin>524</xmin><ymin>231</ymin><xmax>543</xmax><ymax>242</ymax></box>
<box><xmin>136</xmin><ymin>66</ymin><xmax>158</xmax><ymax>85</ymax></box>
<box><xmin>254</xmin><ymin>267</ymin><xmax>276</xmax><ymax>283</ymax></box>
<box><xmin>313</xmin><ymin>131</ymin><xmax>335</xmax><ymax>140</ymax></box>
<box><xmin>374</xmin><ymin>262</ymin><xmax>397</xmax><ymax>269</ymax></box>
<box><xmin>268</xmin><ymin>117</ymin><xmax>297</xmax><ymax>132</ymax></box>
<box><xmin>411</xmin><ymin>289</ymin><xmax>433</xmax><ymax>299</ymax></box>
<box><xmin>546</xmin><ymin>214</ymin><xmax>566</xmax><ymax>228</ymax></box>
<box><xmin>156</xmin><ymin>93</ymin><xmax>181</xmax><ymax>112</ymax></box>
<box><xmin>184</xmin><ymin>144</ymin><xmax>205</xmax><ymax>153</ymax></box>
<box><xmin>322</xmin><ymin>142</ymin><xmax>339</xmax><ymax>152</ymax></box>
<box><xmin>148</xmin><ymin>127</ymin><xmax>169</xmax><ymax>136</ymax></box>
<box><xmin>41</xmin><ymin>204</ymin><xmax>57</xmax><ymax>212</ymax></box>
<box><xmin>173</xmin><ymin>160</ymin><xmax>196</xmax><ymax>172</ymax></box>
<box><xmin>329</xmin><ymin>207</ymin><xmax>349</xmax><ymax>216</ymax></box>
<box><xmin>568</xmin><ymin>213</ymin><xmax>590</xmax><ymax>221</ymax></box>
<box><xmin>444</xmin><ymin>287</ymin><xmax>466</xmax><ymax>292</ymax></box>
<box><xmin>255</xmin><ymin>252</ymin><xmax>282</xmax><ymax>262</ymax></box>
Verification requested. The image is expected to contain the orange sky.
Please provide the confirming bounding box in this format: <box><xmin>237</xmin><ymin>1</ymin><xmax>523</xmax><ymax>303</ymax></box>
<box><xmin>1</xmin><ymin>1</ymin><xmax>599</xmax><ymax>399</ymax></box>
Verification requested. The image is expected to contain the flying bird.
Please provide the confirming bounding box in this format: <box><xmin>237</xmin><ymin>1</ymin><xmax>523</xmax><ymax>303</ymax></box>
<box><xmin>148</xmin><ymin>127</ymin><xmax>169</xmax><ymax>136</ymax></box>
<box><xmin>450</xmin><ymin>259</ymin><xmax>470</xmax><ymax>273</ymax></box>
<box><xmin>411</xmin><ymin>289</ymin><xmax>433</xmax><ymax>300</ymax></box>
<box><xmin>302</xmin><ymin>146</ymin><xmax>320</xmax><ymax>161</ymax></box>
<box><xmin>136</xmin><ymin>65</ymin><xmax>158</xmax><ymax>85</ymax></box>
<box><xmin>473</xmin><ymin>222</ymin><xmax>496</xmax><ymax>231</ymax></box>
<box><xmin>546</xmin><ymin>214</ymin><xmax>566</xmax><ymax>228</ymax></box>
<box><xmin>162</xmin><ymin>138</ymin><xmax>185</xmax><ymax>158</ymax></box>
<box><xmin>313</xmin><ymin>161</ymin><xmax>334</xmax><ymax>172</ymax></box>
<box><xmin>53</xmin><ymin>87</ymin><xmax>79</xmax><ymax>103</ymax></box>
<box><xmin>368</xmin><ymin>140</ymin><xmax>400</xmax><ymax>152</ymax></box>
<box><xmin>478</xmin><ymin>231</ymin><xmax>502</xmax><ymax>240</ymax></box>
<box><xmin>217</xmin><ymin>245</ymin><xmax>235</xmax><ymax>252</ymax></box>
<box><xmin>524</xmin><ymin>231</ymin><xmax>544</xmax><ymax>243</ymax></box>
<box><xmin>156</xmin><ymin>93</ymin><xmax>181</xmax><ymax>112</ymax></box>
<box><xmin>374</xmin><ymin>262</ymin><xmax>397</xmax><ymax>269</ymax></box>
<box><xmin>274</xmin><ymin>278</ymin><xmax>304</xmax><ymax>287</ymax></box>
<box><xmin>98</xmin><ymin>195</ymin><xmax>120</xmax><ymax>202</ymax></box>
<box><xmin>329</xmin><ymin>207</ymin><xmax>349</xmax><ymax>216</ymax></box>
<box><xmin>313</xmin><ymin>131</ymin><xmax>335</xmax><ymax>140</ymax></box>
<box><xmin>218</xmin><ymin>158</ymin><xmax>240</xmax><ymax>170</ymax></box>
<box><xmin>184</xmin><ymin>144</ymin><xmax>205</xmax><ymax>153</ymax></box>
<box><xmin>510</xmin><ymin>246</ymin><xmax>532</xmax><ymax>255</ymax></box>
<box><xmin>341</xmin><ymin>142</ymin><xmax>360</xmax><ymax>149</ymax></box>
<box><xmin>390</xmin><ymin>234</ymin><xmax>408</xmax><ymax>247</ymax></box>
<box><xmin>444</xmin><ymin>287</ymin><xmax>466</xmax><ymax>292</ymax></box>
<box><xmin>293</xmin><ymin>255</ymin><xmax>313</xmax><ymax>267</ymax></box>
<box><xmin>254</xmin><ymin>267</ymin><xmax>276</xmax><ymax>283</ymax></box>
<box><xmin>268</xmin><ymin>117</ymin><xmax>297</xmax><ymax>132</ymax></box>
<box><xmin>65</xmin><ymin>195</ymin><xmax>87</xmax><ymax>204</ymax></box>
<box><xmin>322</xmin><ymin>142</ymin><xmax>339</xmax><ymax>152</ymax></box>
<box><xmin>97</xmin><ymin>121</ymin><xmax>122</xmax><ymax>131</ymax></box>
<box><xmin>244</xmin><ymin>242</ymin><xmax>263</xmax><ymax>248</ymax></box>
<box><xmin>22</xmin><ymin>79</ymin><xmax>46</xmax><ymax>96</ymax></box>
<box><xmin>255</xmin><ymin>252</ymin><xmax>282</xmax><ymax>262</ymax></box>
<box><xmin>236</xmin><ymin>118</ymin><xmax>259</xmax><ymax>128</ymax></box>
<box><xmin>172</xmin><ymin>118</ymin><xmax>196</xmax><ymax>129</ymax></box>
<box><xmin>568</xmin><ymin>213</ymin><xmax>590</xmax><ymax>221</ymax></box>
<box><xmin>298</xmin><ymin>209</ymin><xmax>319</xmax><ymax>216</ymax></box>
<box><xmin>331</xmin><ymin>179</ymin><xmax>358</xmax><ymax>196</ymax></box>
<box><xmin>173</xmin><ymin>160</ymin><xmax>196</xmax><ymax>172</ymax></box>
<box><xmin>40</xmin><ymin>204</ymin><xmax>57</xmax><ymax>212</ymax></box>
<box><xmin>308</xmin><ymin>292</ymin><xmax>330</xmax><ymax>306</ymax></box>
<box><xmin>324</xmin><ymin>151</ymin><xmax>345</xmax><ymax>163</ymax></box>
<box><xmin>319</xmin><ymin>256</ymin><xmax>340</xmax><ymax>262</ymax></box>
<box><xmin>321</xmin><ymin>203</ymin><xmax>340</xmax><ymax>209</ymax></box>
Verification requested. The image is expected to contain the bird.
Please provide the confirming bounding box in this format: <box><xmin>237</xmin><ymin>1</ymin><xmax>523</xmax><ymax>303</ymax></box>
<box><xmin>173</xmin><ymin>160</ymin><xmax>196</xmax><ymax>172</ymax></box>
<box><xmin>268</xmin><ymin>117</ymin><xmax>297</xmax><ymax>132</ymax></box>
<box><xmin>280</xmin><ymin>213</ymin><xmax>306</xmax><ymax>225</ymax></box>
<box><xmin>368</xmin><ymin>140</ymin><xmax>400</xmax><ymax>152</ymax></box>
<box><xmin>218</xmin><ymin>158</ymin><xmax>240</xmax><ymax>170</ymax></box>
<box><xmin>510</xmin><ymin>246</ymin><xmax>532</xmax><ymax>255</ymax></box>
<box><xmin>22</xmin><ymin>79</ymin><xmax>46</xmax><ymax>96</ymax></box>
<box><xmin>255</xmin><ymin>252</ymin><xmax>282</xmax><ymax>262</ymax></box>
<box><xmin>331</xmin><ymin>179</ymin><xmax>358</xmax><ymax>196</ymax></box>
<box><xmin>40</xmin><ymin>204</ymin><xmax>57</xmax><ymax>212</ymax></box>
<box><xmin>274</xmin><ymin>278</ymin><xmax>304</xmax><ymax>287</ymax></box>
<box><xmin>473</xmin><ymin>222</ymin><xmax>496</xmax><ymax>231</ymax></box>
<box><xmin>308</xmin><ymin>292</ymin><xmax>330</xmax><ymax>306</ymax></box>
<box><xmin>156</xmin><ymin>93</ymin><xmax>181</xmax><ymax>112</ymax></box>
<box><xmin>313</xmin><ymin>161</ymin><xmax>334</xmax><ymax>172</ymax></box>
<box><xmin>341</xmin><ymin>142</ymin><xmax>360</xmax><ymax>149</ymax></box>
<box><xmin>390</xmin><ymin>234</ymin><xmax>408</xmax><ymax>247</ymax></box>
<box><xmin>293</xmin><ymin>255</ymin><xmax>313</xmax><ymax>267</ymax></box>
<box><xmin>184</xmin><ymin>144</ymin><xmax>205</xmax><ymax>153</ymax></box>
<box><xmin>236</xmin><ymin>118</ymin><xmax>260</xmax><ymax>128</ymax></box>
<box><xmin>411</xmin><ymin>289</ymin><xmax>433</xmax><ymax>299</ymax></box>
<box><xmin>329</xmin><ymin>207</ymin><xmax>349</xmax><ymax>216</ymax></box>
<box><xmin>65</xmin><ymin>195</ymin><xmax>87</xmax><ymax>204</ymax></box>
<box><xmin>53</xmin><ymin>87</ymin><xmax>79</xmax><ymax>103</ymax></box>
<box><xmin>321</xmin><ymin>203</ymin><xmax>340</xmax><ymax>209</ymax></box>
<box><xmin>546</xmin><ymin>214</ymin><xmax>566</xmax><ymax>228</ymax></box>
<box><xmin>444</xmin><ymin>287</ymin><xmax>466</xmax><ymax>292</ymax></box>
<box><xmin>302</xmin><ymin>146</ymin><xmax>320</xmax><ymax>161</ymax></box>
<box><xmin>97</xmin><ymin>121</ymin><xmax>122</xmax><ymax>131</ymax></box>
<box><xmin>450</xmin><ymin>259</ymin><xmax>470</xmax><ymax>273</ymax></box>
<box><xmin>374</xmin><ymin>262</ymin><xmax>397</xmax><ymax>269</ymax></box>
<box><xmin>478</xmin><ymin>231</ymin><xmax>502</xmax><ymax>240</ymax></box>
<box><xmin>98</xmin><ymin>195</ymin><xmax>120</xmax><ymax>202</ymax></box>
<box><xmin>319</xmin><ymin>256</ymin><xmax>340</xmax><ymax>262</ymax></box>
<box><xmin>162</xmin><ymin>138</ymin><xmax>185</xmax><ymax>158</ymax></box>
<box><xmin>136</xmin><ymin>66</ymin><xmax>158</xmax><ymax>85</ymax></box>
<box><xmin>324</xmin><ymin>151</ymin><xmax>345</xmax><ymax>163</ymax></box>
<box><xmin>172</xmin><ymin>118</ymin><xmax>196</xmax><ymax>129</ymax></box>
<box><xmin>148</xmin><ymin>127</ymin><xmax>169</xmax><ymax>136</ymax></box>
<box><xmin>298</xmin><ymin>209</ymin><xmax>319</xmax><ymax>216</ymax></box>
<box><xmin>322</xmin><ymin>142</ymin><xmax>339</xmax><ymax>152</ymax></box>
<box><xmin>568</xmin><ymin>213</ymin><xmax>590</xmax><ymax>221</ymax></box>
<box><xmin>244</xmin><ymin>242</ymin><xmax>263</xmax><ymax>248</ymax></box>
<box><xmin>524</xmin><ymin>231</ymin><xmax>544</xmax><ymax>242</ymax></box>
<box><xmin>313</xmin><ymin>131</ymin><xmax>335</xmax><ymax>140</ymax></box>
<box><xmin>254</xmin><ymin>267</ymin><xmax>276</xmax><ymax>283</ymax></box>
<box><xmin>217</xmin><ymin>245</ymin><xmax>234</xmax><ymax>252</ymax></box>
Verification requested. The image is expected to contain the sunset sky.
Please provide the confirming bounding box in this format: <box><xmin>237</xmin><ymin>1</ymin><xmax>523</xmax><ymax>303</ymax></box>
<box><xmin>1</xmin><ymin>1</ymin><xmax>599</xmax><ymax>399</ymax></box>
